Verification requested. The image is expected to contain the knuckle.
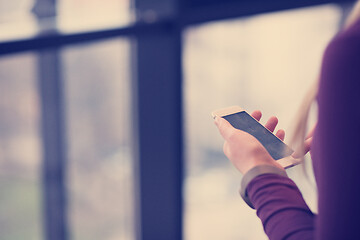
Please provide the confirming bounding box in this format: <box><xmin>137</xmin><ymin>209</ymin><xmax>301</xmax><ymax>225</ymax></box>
<box><xmin>227</xmin><ymin>130</ymin><xmax>238</xmax><ymax>141</ymax></box>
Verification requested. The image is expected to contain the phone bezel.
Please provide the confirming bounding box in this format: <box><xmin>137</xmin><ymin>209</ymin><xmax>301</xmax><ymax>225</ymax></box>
<box><xmin>211</xmin><ymin>106</ymin><xmax>244</xmax><ymax>119</ymax></box>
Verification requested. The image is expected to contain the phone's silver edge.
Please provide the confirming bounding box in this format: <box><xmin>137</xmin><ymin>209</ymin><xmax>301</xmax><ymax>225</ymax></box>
<box><xmin>277</xmin><ymin>156</ymin><xmax>302</xmax><ymax>169</ymax></box>
<box><xmin>211</xmin><ymin>106</ymin><xmax>244</xmax><ymax>119</ymax></box>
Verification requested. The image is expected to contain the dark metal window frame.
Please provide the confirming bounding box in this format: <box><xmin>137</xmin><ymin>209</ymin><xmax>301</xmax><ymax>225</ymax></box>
<box><xmin>0</xmin><ymin>1</ymin><xmax>354</xmax><ymax>240</ymax></box>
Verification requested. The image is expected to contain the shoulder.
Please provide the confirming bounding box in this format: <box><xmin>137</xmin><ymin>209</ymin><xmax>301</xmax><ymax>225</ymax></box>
<box><xmin>318</xmin><ymin>19</ymin><xmax>360</xmax><ymax>103</ymax></box>
<box><xmin>324</xmin><ymin>19</ymin><xmax>360</xmax><ymax>58</ymax></box>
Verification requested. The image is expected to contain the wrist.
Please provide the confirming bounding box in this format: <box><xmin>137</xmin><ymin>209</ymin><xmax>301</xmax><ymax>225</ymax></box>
<box><xmin>240</xmin><ymin>164</ymin><xmax>288</xmax><ymax>209</ymax></box>
<box><xmin>237</xmin><ymin>150</ymin><xmax>284</xmax><ymax>175</ymax></box>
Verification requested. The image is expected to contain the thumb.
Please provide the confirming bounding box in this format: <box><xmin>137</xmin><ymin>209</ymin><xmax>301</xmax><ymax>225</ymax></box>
<box><xmin>214</xmin><ymin>116</ymin><xmax>237</xmax><ymax>140</ymax></box>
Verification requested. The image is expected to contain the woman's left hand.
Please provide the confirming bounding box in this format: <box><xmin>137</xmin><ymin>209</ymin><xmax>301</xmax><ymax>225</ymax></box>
<box><xmin>214</xmin><ymin>110</ymin><xmax>285</xmax><ymax>174</ymax></box>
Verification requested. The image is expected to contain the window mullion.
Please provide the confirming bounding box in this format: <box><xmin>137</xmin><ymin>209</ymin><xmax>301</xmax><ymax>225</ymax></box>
<box><xmin>37</xmin><ymin>48</ymin><xmax>68</xmax><ymax>240</ymax></box>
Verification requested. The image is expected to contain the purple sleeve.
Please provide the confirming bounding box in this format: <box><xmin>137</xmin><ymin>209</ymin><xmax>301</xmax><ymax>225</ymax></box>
<box><xmin>247</xmin><ymin>174</ymin><xmax>315</xmax><ymax>240</ymax></box>
<box><xmin>246</xmin><ymin>20</ymin><xmax>360</xmax><ymax>240</ymax></box>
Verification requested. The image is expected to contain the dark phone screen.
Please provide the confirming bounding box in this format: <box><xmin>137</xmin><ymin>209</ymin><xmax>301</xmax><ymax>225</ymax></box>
<box><xmin>223</xmin><ymin>111</ymin><xmax>293</xmax><ymax>160</ymax></box>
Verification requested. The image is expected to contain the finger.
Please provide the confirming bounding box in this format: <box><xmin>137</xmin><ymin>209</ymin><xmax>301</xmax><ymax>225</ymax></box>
<box><xmin>265</xmin><ymin>116</ymin><xmax>278</xmax><ymax>132</ymax></box>
<box><xmin>303</xmin><ymin>137</ymin><xmax>313</xmax><ymax>154</ymax></box>
<box><xmin>306</xmin><ymin>124</ymin><xmax>317</xmax><ymax>140</ymax></box>
<box><xmin>214</xmin><ymin>117</ymin><xmax>237</xmax><ymax>140</ymax></box>
<box><xmin>292</xmin><ymin>137</ymin><xmax>313</xmax><ymax>158</ymax></box>
<box><xmin>276</xmin><ymin>129</ymin><xmax>285</xmax><ymax>141</ymax></box>
<box><xmin>251</xmin><ymin>110</ymin><xmax>262</xmax><ymax>121</ymax></box>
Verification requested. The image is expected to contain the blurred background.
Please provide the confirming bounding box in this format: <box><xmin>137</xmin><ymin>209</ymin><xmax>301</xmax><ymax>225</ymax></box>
<box><xmin>0</xmin><ymin>0</ymin><xmax>354</xmax><ymax>240</ymax></box>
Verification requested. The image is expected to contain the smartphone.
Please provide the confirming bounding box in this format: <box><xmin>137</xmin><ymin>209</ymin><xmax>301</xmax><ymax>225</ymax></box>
<box><xmin>212</xmin><ymin>106</ymin><xmax>299</xmax><ymax>169</ymax></box>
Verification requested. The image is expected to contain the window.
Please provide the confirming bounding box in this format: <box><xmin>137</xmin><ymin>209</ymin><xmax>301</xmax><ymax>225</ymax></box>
<box><xmin>0</xmin><ymin>52</ymin><xmax>42</xmax><ymax>240</ymax></box>
<box><xmin>0</xmin><ymin>1</ymin><xmax>351</xmax><ymax>240</ymax></box>
<box><xmin>63</xmin><ymin>39</ymin><xmax>134</xmax><ymax>240</ymax></box>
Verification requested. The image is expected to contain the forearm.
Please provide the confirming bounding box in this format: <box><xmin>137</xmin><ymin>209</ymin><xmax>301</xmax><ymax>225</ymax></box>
<box><xmin>247</xmin><ymin>174</ymin><xmax>315</xmax><ymax>240</ymax></box>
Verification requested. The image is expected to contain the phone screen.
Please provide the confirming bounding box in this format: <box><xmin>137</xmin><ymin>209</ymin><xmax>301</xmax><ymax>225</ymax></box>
<box><xmin>223</xmin><ymin>111</ymin><xmax>293</xmax><ymax>160</ymax></box>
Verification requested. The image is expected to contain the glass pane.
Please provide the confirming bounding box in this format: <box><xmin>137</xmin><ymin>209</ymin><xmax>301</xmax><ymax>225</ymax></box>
<box><xmin>0</xmin><ymin>0</ymin><xmax>37</xmax><ymax>40</ymax></box>
<box><xmin>0</xmin><ymin>53</ymin><xmax>43</xmax><ymax>240</ymax></box>
<box><xmin>58</xmin><ymin>0</ymin><xmax>133</xmax><ymax>32</ymax></box>
<box><xmin>0</xmin><ymin>0</ymin><xmax>133</xmax><ymax>40</ymax></box>
<box><xmin>0</xmin><ymin>0</ymin><xmax>35</xmax><ymax>23</ymax></box>
<box><xmin>63</xmin><ymin>39</ymin><xmax>134</xmax><ymax>240</ymax></box>
<box><xmin>183</xmin><ymin>4</ymin><xmax>342</xmax><ymax>240</ymax></box>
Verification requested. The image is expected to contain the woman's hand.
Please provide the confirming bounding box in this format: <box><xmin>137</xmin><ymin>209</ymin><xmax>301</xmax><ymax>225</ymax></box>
<box><xmin>214</xmin><ymin>110</ymin><xmax>285</xmax><ymax>174</ymax></box>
